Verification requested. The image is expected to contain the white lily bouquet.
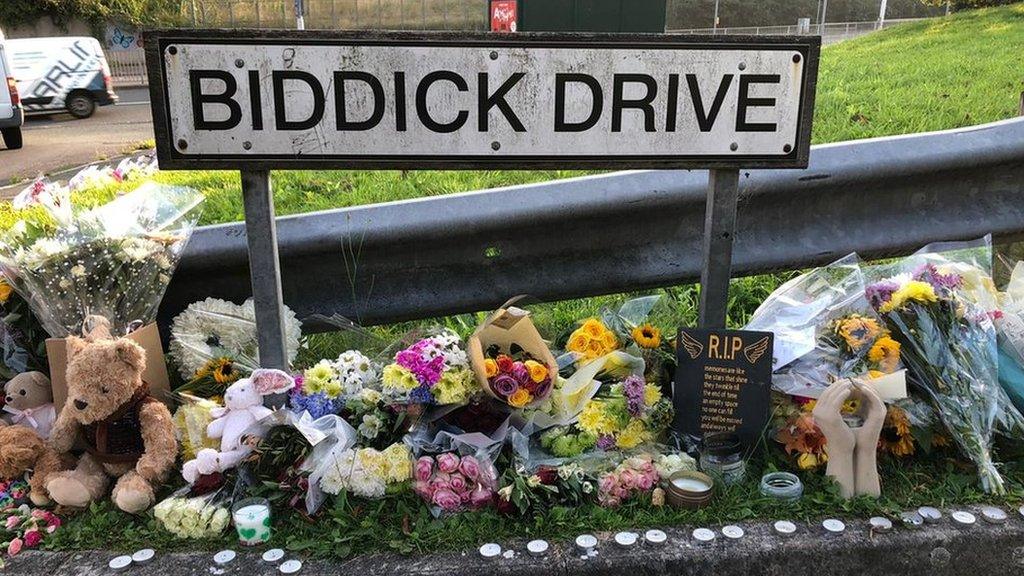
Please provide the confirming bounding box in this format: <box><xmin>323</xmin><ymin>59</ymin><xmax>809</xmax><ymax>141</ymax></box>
<box><xmin>0</xmin><ymin>181</ymin><xmax>204</xmax><ymax>337</ymax></box>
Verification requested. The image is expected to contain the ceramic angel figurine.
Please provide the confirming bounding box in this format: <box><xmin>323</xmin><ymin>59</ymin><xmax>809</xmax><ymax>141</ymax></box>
<box><xmin>181</xmin><ymin>369</ymin><xmax>294</xmax><ymax>483</ymax></box>
<box><xmin>812</xmin><ymin>378</ymin><xmax>885</xmax><ymax>498</ymax></box>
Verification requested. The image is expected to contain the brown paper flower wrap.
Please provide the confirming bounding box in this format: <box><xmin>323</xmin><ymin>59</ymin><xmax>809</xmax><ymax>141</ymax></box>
<box><xmin>467</xmin><ymin>306</ymin><xmax>558</xmax><ymax>410</ymax></box>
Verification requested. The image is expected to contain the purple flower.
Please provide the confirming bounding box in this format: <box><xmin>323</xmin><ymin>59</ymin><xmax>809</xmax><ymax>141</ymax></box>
<box><xmin>410</xmin><ymin>384</ymin><xmax>435</xmax><ymax>405</ymax></box>
<box><xmin>511</xmin><ymin>363</ymin><xmax>531</xmax><ymax>386</ymax></box>
<box><xmin>597</xmin><ymin>435</ymin><xmax>616</xmax><ymax>450</ymax></box>
<box><xmin>865</xmin><ymin>280</ymin><xmax>898</xmax><ymax>311</ymax></box>
<box><xmin>533</xmin><ymin>377</ymin><xmax>552</xmax><ymax>399</ymax></box>
<box><xmin>913</xmin><ymin>263</ymin><xmax>962</xmax><ymax>296</ymax></box>
<box><xmin>623</xmin><ymin>375</ymin><xmax>646</xmax><ymax>418</ymax></box>
<box><xmin>492</xmin><ymin>374</ymin><xmax>518</xmax><ymax>397</ymax></box>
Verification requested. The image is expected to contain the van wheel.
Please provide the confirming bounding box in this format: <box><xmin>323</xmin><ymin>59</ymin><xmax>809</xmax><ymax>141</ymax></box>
<box><xmin>1</xmin><ymin>127</ymin><xmax>23</xmax><ymax>150</ymax></box>
<box><xmin>66</xmin><ymin>92</ymin><xmax>96</xmax><ymax>119</ymax></box>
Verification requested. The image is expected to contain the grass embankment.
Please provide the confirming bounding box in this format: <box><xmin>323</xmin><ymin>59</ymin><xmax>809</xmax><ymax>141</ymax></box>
<box><xmin>34</xmin><ymin>4</ymin><xmax>1024</xmax><ymax>559</ymax></box>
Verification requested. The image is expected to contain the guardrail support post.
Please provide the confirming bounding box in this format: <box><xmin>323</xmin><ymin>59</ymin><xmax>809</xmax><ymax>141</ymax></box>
<box><xmin>240</xmin><ymin>169</ymin><xmax>289</xmax><ymax>383</ymax></box>
<box><xmin>698</xmin><ymin>168</ymin><xmax>740</xmax><ymax>328</ymax></box>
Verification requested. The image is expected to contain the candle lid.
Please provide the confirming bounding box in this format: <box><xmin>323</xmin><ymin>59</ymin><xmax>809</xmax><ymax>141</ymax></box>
<box><xmin>480</xmin><ymin>543</ymin><xmax>502</xmax><ymax>558</ymax></box>
<box><xmin>131</xmin><ymin>549</ymin><xmax>155</xmax><ymax>564</ymax></box>
<box><xmin>263</xmin><ymin>548</ymin><xmax>286</xmax><ymax>563</ymax></box>
<box><xmin>722</xmin><ymin>525</ymin><xmax>744</xmax><ymax>539</ymax></box>
<box><xmin>869</xmin><ymin>517</ymin><xmax>892</xmax><ymax>533</ymax></box>
<box><xmin>918</xmin><ymin>506</ymin><xmax>942</xmax><ymax>523</ymax></box>
<box><xmin>692</xmin><ymin>528</ymin><xmax>716</xmax><ymax>542</ymax></box>
<box><xmin>952</xmin><ymin>511</ymin><xmax>976</xmax><ymax>526</ymax></box>
<box><xmin>822</xmin><ymin>519</ymin><xmax>845</xmax><ymax>533</ymax></box>
<box><xmin>614</xmin><ymin>532</ymin><xmax>638</xmax><ymax>547</ymax></box>
<box><xmin>214</xmin><ymin>550</ymin><xmax>237</xmax><ymax>565</ymax></box>
<box><xmin>981</xmin><ymin>506</ymin><xmax>1007</xmax><ymax>524</ymax></box>
<box><xmin>527</xmin><ymin>539</ymin><xmax>549</xmax><ymax>556</ymax></box>
<box><xmin>900</xmin><ymin>511</ymin><xmax>924</xmax><ymax>528</ymax></box>
<box><xmin>109</xmin><ymin>556</ymin><xmax>133</xmax><ymax>571</ymax></box>
<box><xmin>575</xmin><ymin>534</ymin><xmax>598</xmax><ymax>550</ymax></box>
<box><xmin>773</xmin><ymin>520</ymin><xmax>797</xmax><ymax>536</ymax></box>
<box><xmin>644</xmin><ymin>529</ymin><xmax>667</xmax><ymax>545</ymax></box>
<box><xmin>279</xmin><ymin>559</ymin><xmax>302</xmax><ymax>574</ymax></box>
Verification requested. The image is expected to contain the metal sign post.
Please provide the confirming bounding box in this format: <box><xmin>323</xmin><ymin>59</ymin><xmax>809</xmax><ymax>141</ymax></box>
<box><xmin>144</xmin><ymin>30</ymin><xmax>819</xmax><ymax>363</ymax></box>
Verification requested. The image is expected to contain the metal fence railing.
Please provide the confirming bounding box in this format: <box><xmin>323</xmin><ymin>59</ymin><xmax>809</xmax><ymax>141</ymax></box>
<box><xmin>107</xmin><ymin>50</ymin><xmax>149</xmax><ymax>86</ymax></box>
<box><xmin>667</xmin><ymin>17</ymin><xmax>929</xmax><ymax>44</ymax></box>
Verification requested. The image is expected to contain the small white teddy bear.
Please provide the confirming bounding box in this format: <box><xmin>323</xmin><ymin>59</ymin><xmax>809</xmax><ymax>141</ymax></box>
<box><xmin>182</xmin><ymin>368</ymin><xmax>294</xmax><ymax>484</ymax></box>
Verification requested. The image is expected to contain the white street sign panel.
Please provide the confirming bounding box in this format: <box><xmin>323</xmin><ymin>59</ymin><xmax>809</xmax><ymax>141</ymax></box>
<box><xmin>147</xmin><ymin>31</ymin><xmax>818</xmax><ymax>169</ymax></box>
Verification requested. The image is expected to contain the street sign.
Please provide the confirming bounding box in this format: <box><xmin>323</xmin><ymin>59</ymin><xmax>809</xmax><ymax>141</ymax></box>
<box><xmin>146</xmin><ymin>31</ymin><xmax>818</xmax><ymax>170</ymax></box>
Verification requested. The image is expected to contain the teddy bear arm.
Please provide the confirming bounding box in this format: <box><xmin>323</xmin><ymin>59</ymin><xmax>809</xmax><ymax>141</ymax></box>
<box><xmin>28</xmin><ymin>445</ymin><xmax>70</xmax><ymax>503</ymax></box>
<box><xmin>48</xmin><ymin>411</ymin><xmax>80</xmax><ymax>454</ymax></box>
<box><xmin>135</xmin><ymin>402</ymin><xmax>177</xmax><ymax>484</ymax></box>
<box><xmin>206</xmin><ymin>416</ymin><xmax>227</xmax><ymax>439</ymax></box>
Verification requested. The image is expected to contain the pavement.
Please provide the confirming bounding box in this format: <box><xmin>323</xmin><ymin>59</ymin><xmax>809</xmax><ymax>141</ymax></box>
<box><xmin>4</xmin><ymin>508</ymin><xmax>1024</xmax><ymax>575</ymax></box>
<box><xmin>0</xmin><ymin>87</ymin><xmax>154</xmax><ymax>192</ymax></box>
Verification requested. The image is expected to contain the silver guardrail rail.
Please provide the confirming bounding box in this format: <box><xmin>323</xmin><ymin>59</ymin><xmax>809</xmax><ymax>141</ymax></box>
<box><xmin>158</xmin><ymin>117</ymin><xmax>1024</xmax><ymax>332</ymax></box>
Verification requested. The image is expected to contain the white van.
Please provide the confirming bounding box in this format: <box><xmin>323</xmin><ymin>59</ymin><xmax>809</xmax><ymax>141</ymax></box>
<box><xmin>0</xmin><ymin>31</ymin><xmax>24</xmax><ymax>149</ymax></box>
<box><xmin>6</xmin><ymin>36</ymin><xmax>117</xmax><ymax>119</ymax></box>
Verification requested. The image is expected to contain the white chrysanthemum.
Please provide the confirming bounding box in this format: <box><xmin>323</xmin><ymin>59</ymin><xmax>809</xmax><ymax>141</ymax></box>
<box><xmin>333</xmin><ymin>350</ymin><xmax>379</xmax><ymax>394</ymax></box>
<box><xmin>169</xmin><ymin>297</ymin><xmax>303</xmax><ymax>379</ymax></box>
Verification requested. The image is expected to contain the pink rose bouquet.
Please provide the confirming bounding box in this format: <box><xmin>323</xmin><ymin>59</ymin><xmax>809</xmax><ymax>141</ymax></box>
<box><xmin>597</xmin><ymin>454</ymin><xmax>660</xmax><ymax>507</ymax></box>
<box><xmin>413</xmin><ymin>453</ymin><xmax>498</xmax><ymax>514</ymax></box>
<box><xmin>1</xmin><ymin>505</ymin><xmax>61</xmax><ymax>558</ymax></box>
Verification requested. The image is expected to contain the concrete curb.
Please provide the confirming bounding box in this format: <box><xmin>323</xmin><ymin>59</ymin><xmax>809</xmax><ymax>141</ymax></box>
<box><xmin>7</xmin><ymin>509</ymin><xmax>1024</xmax><ymax>576</ymax></box>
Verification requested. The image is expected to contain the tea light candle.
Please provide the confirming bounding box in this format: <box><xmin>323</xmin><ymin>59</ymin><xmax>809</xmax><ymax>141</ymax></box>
<box><xmin>614</xmin><ymin>532</ymin><xmax>638</xmax><ymax>548</ymax></box>
<box><xmin>981</xmin><ymin>506</ymin><xmax>1008</xmax><ymax>525</ymax></box>
<box><xmin>952</xmin><ymin>511</ymin><xmax>976</xmax><ymax>527</ymax></box>
<box><xmin>109</xmin><ymin>556</ymin><xmax>132</xmax><ymax>571</ymax></box>
<box><xmin>480</xmin><ymin>543</ymin><xmax>502</xmax><ymax>559</ymax></box>
<box><xmin>233</xmin><ymin>498</ymin><xmax>272</xmax><ymax>546</ymax></box>
<box><xmin>692</xmin><ymin>528</ymin><xmax>716</xmax><ymax>543</ymax></box>
<box><xmin>131</xmin><ymin>549</ymin><xmax>154</xmax><ymax>564</ymax></box>
<box><xmin>644</xmin><ymin>529</ymin><xmax>667</xmax><ymax>546</ymax></box>
<box><xmin>527</xmin><ymin>539</ymin><xmax>549</xmax><ymax>556</ymax></box>
<box><xmin>263</xmin><ymin>549</ymin><xmax>286</xmax><ymax>563</ymax></box>
<box><xmin>822</xmin><ymin>519</ymin><xmax>845</xmax><ymax>534</ymax></box>
<box><xmin>918</xmin><ymin>506</ymin><xmax>942</xmax><ymax>524</ymax></box>
<box><xmin>672</xmin><ymin>477</ymin><xmax>712</xmax><ymax>492</ymax></box>
<box><xmin>279</xmin><ymin>559</ymin><xmax>302</xmax><ymax>574</ymax></box>
<box><xmin>900</xmin><ymin>511</ymin><xmax>924</xmax><ymax>529</ymax></box>
<box><xmin>869</xmin><ymin>517</ymin><xmax>893</xmax><ymax>533</ymax></box>
<box><xmin>575</xmin><ymin>534</ymin><xmax>598</xmax><ymax>553</ymax></box>
<box><xmin>773</xmin><ymin>520</ymin><xmax>797</xmax><ymax>537</ymax></box>
<box><xmin>722</xmin><ymin>525</ymin><xmax>744</xmax><ymax>540</ymax></box>
<box><xmin>214</xmin><ymin>550</ymin><xmax>237</xmax><ymax>565</ymax></box>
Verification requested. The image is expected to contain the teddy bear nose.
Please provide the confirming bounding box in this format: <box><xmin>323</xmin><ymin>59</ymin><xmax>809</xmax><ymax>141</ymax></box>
<box><xmin>74</xmin><ymin>399</ymin><xmax>89</xmax><ymax>410</ymax></box>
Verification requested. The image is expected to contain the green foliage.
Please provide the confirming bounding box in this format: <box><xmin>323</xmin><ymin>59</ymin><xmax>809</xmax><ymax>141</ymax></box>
<box><xmin>0</xmin><ymin>0</ymin><xmax>183</xmax><ymax>31</ymax></box>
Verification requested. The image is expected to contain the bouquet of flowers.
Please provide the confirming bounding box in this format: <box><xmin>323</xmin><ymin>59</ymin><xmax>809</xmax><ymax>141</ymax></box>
<box><xmin>174</xmin><ymin>357</ymin><xmax>244</xmax><ymax>400</ymax></box>
<box><xmin>481</xmin><ymin>351</ymin><xmax>553</xmax><ymax>409</ymax></box>
<box><xmin>565</xmin><ymin>318</ymin><xmax>621</xmax><ymax>364</ymax></box>
<box><xmin>412</xmin><ymin>451</ymin><xmax>498</xmax><ymax>514</ymax></box>
<box><xmin>0</xmin><ymin>278</ymin><xmax>48</xmax><ymax>381</ymax></box>
<box><xmin>597</xmin><ymin>454</ymin><xmax>660</xmax><ymax>507</ymax></box>
<box><xmin>153</xmin><ymin>491</ymin><xmax>231</xmax><ymax>539</ymax></box>
<box><xmin>577</xmin><ymin>374</ymin><xmax>673</xmax><ymax>451</ymax></box>
<box><xmin>496</xmin><ymin>462</ymin><xmax>595</xmax><ymax>515</ymax></box>
<box><xmin>467</xmin><ymin>305</ymin><xmax>558</xmax><ymax>410</ymax></box>
<box><xmin>538</xmin><ymin>425</ymin><xmax>598</xmax><ymax>458</ymax></box>
<box><xmin>317</xmin><ymin>443</ymin><xmax>412</xmax><ymax>499</ymax></box>
<box><xmin>381</xmin><ymin>329</ymin><xmax>478</xmax><ymax>406</ymax></box>
<box><xmin>1</xmin><ymin>505</ymin><xmax>61</xmax><ymax>558</ymax></box>
<box><xmin>0</xmin><ymin>480</ymin><xmax>30</xmax><ymax>512</ymax></box>
<box><xmin>867</xmin><ymin>254</ymin><xmax>1005</xmax><ymax>492</ymax></box>
<box><xmin>172</xmin><ymin>394</ymin><xmax>223</xmax><ymax>461</ymax></box>
<box><xmin>0</xmin><ymin>182</ymin><xmax>204</xmax><ymax>338</ymax></box>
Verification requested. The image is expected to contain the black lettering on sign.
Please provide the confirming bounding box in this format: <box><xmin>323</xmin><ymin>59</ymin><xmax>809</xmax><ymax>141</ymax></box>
<box><xmin>189</xmin><ymin>69</ymin><xmax>242</xmax><ymax>131</ymax></box>
<box><xmin>665</xmin><ymin>74</ymin><xmax>680</xmax><ymax>132</ymax></box>
<box><xmin>736</xmin><ymin>74</ymin><xmax>780</xmax><ymax>132</ymax></box>
<box><xmin>687</xmin><ymin>74</ymin><xmax>733</xmax><ymax>132</ymax></box>
<box><xmin>554</xmin><ymin>73</ymin><xmax>603</xmax><ymax>132</ymax></box>
<box><xmin>272</xmin><ymin>70</ymin><xmax>325</xmax><ymax>130</ymax></box>
<box><xmin>334</xmin><ymin>71</ymin><xmax>385</xmax><ymax>131</ymax></box>
<box><xmin>477</xmin><ymin>72</ymin><xmax>526</xmax><ymax>132</ymax></box>
<box><xmin>248</xmin><ymin>71</ymin><xmax>263</xmax><ymax>130</ymax></box>
<box><xmin>416</xmin><ymin>71</ymin><xmax>469</xmax><ymax>133</ymax></box>
<box><xmin>611</xmin><ymin>74</ymin><xmax>657</xmax><ymax>133</ymax></box>
<box><xmin>394</xmin><ymin>72</ymin><xmax>407</xmax><ymax>132</ymax></box>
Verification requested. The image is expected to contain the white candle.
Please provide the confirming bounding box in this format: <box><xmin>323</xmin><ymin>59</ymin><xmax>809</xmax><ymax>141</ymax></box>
<box><xmin>672</xmin><ymin>477</ymin><xmax>711</xmax><ymax>492</ymax></box>
<box><xmin>233</xmin><ymin>502</ymin><xmax>272</xmax><ymax>546</ymax></box>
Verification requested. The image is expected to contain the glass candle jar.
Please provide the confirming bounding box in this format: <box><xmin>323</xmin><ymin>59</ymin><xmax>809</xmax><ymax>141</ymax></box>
<box><xmin>232</xmin><ymin>497</ymin><xmax>272</xmax><ymax>546</ymax></box>
<box><xmin>699</xmin><ymin>432</ymin><xmax>746</xmax><ymax>485</ymax></box>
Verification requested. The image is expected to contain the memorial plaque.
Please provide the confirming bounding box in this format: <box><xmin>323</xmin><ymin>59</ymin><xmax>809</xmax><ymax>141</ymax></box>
<box><xmin>673</xmin><ymin>327</ymin><xmax>774</xmax><ymax>448</ymax></box>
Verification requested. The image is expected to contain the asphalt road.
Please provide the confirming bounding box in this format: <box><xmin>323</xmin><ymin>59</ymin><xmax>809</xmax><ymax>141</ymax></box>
<box><xmin>0</xmin><ymin>87</ymin><xmax>154</xmax><ymax>190</ymax></box>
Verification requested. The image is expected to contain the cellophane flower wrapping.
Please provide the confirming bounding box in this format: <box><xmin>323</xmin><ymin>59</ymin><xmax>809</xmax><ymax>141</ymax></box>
<box><xmin>0</xmin><ymin>182</ymin><xmax>204</xmax><ymax>338</ymax></box>
<box><xmin>864</xmin><ymin>237</ymin><xmax>1007</xmax><ymax>493</ymax></box>
<box><xmin>406</xmin><ymin>422</ymin><xmax>505</xmax><ymax>516</ymax></box>
<box><xmin>153</xmin><ymin>485</ymin><xmax>232</xmax><ymax>539</ymax></box>
<box><xmin>745</xmin><ymin>254</ymin><xmax>902</xmax><ymax>397</ymax></box>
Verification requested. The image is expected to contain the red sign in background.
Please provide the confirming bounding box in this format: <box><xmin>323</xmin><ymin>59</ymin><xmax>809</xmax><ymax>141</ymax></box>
<box><xmin>490</xmin><ymin>0</ymin><xmax>518</xmax><ymax>32</ymax></box>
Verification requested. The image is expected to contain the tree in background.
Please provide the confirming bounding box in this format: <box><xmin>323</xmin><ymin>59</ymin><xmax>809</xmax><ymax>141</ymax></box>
<box><xmin>0</xmin><ymin>0</ymin><xmax>183</xmax><ymax>31</ymax></box>
<box><xmin>667</xmin><ymin>0</ymin><xmax>948</xmax><ymax>29</ymax></box>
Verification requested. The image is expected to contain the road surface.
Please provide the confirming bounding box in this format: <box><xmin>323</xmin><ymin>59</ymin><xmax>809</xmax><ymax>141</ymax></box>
<box><xmin>0</xmin><ymin>87</ymin><xmax>154</xmax><ymax>189</ymax></box>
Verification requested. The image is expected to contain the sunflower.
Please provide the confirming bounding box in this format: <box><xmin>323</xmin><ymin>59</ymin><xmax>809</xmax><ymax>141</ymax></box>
<box><xmin>210</xmin><ymin>358</ymin><xmax>240</xmax><ymax>384</ymax></box>
<box><xmin>834</xmin><ymin>315</ymin><xmax>882</xmax><ymax>353</ymax></box>
<box><xmin>0</xmin><ymin>279</ymin><xmax>11</xmax><ymax>304</ymax></box>
<box><xmin>868</xmin><ymin>336</ymin><xmax>901</xmax><ymax>373</ymax></box>
<box><xmin>880</xmin><ymin>405</ymin><xmax>915</xmax><ymax>457</ymax></box>
<box><xmin>631</xmin><ymin>324</ymin><xmax>662</xmax><ymax>349</ymax></box>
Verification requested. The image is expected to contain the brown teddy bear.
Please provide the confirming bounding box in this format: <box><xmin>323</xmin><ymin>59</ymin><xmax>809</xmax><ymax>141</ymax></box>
<box><xmin>45</xmin><ymin>320</ymin><xmax>177</xmax><ymax>513</ymax></box>
<box><xmin>2</xmin><ymin>371</ymin><xmax>57</xmax><ymax>439</ymax></box>
<box><xmin>0</xmin><ymin>425</ymin><xmax>73</xmax><ymax>506</ymax></box>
